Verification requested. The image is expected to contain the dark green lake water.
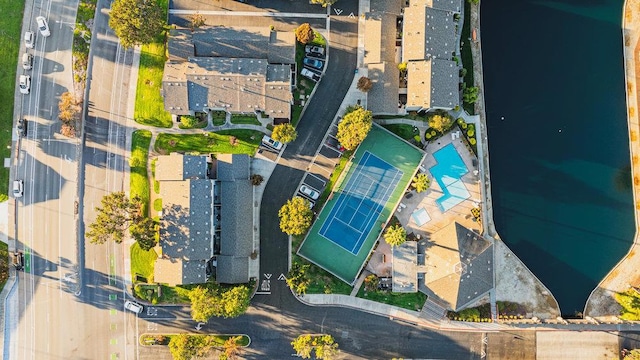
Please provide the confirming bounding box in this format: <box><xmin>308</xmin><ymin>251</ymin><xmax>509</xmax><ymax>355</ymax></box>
<box><xmin>481</xmin><ymin>0</ymin><xmax>634</xmax><ymax>315</ymax></box>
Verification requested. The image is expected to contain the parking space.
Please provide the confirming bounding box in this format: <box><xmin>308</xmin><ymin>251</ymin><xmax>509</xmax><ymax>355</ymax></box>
<box><xmin>301</xmin><ymin>173</ymin><xmax>326</xmax><ymax>193</ymax></box>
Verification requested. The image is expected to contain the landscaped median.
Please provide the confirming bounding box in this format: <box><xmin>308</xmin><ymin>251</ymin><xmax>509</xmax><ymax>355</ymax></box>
<box><xmin>154</xmin><ymin>130</ymin><xmax>262</xmax><ymax>155</ymax></box>
<box><xmin>140</xmin><ymin>333</ymin><xmax>250</xmax><ymax>360</ymax></box>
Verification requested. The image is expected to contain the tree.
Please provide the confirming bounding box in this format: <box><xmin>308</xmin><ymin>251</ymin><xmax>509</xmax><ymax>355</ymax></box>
<box><xmin>336</xmin><ymin>107</ymin><xmax>372</xmax><ymax>150</ymax></box>
<box><xmin>356</xmin><ymin>76</ymin><xmax>373</xmax><ymax>92</ymax></box>
<box><xmin>384</xmin><ymin>224</ymin><xmax>406</xmax><ymax>247</ymax></box>
<box><xmin>463</xmin><ymin>86</ymin><xmax>479</xmax><ymax>104</ymax></box>
<box><xmin>278</xmin><ymin>197</ymin><xmax>313</xmax><ymax>236</ymax></box>
<box><xmin>411</xmin><ymin>173</ymin><xmax>430</xmax><ymax>193</ymax></box>
<box><xmin>188</xmin><ymin>285</ymin><xmax>251</xmax><ymax>322</ymax></box>
<box><xmin>129</xmin><ymin>216</ymin><xmax>157</xmax><ymax>250</ymax></box>
<box><xmin>188</xmin><ymin>13</ymin><xmax>205</xmax><ymax>30</ymax></box>
<box><xmin>624</xmin><ymin>349</ymin><xmax>640</xmax><ymax>360</ymax></box>
<box><xmin>221</xmin><ymin>336</ymin><xmax>243</xmax><ymax>360</ymax></box>
<box><xmin>109</xmin><ymin>0</ymin><xmax>166</xmax><ymax>48</ymax></box>
<box><xmin>85</xmin><ymin>192</ymin><xmax>142</xmax><ymax>245</ymax></box>
<box><xmin>295</xmin><ymin>23</ymin><xmax>314</xmax><ymax>44</ymax></box>
<box><xmin>250</xmin><ymin>174</ymin><xmax>264</xmax><ymax>186</ymax></box>
<box><xmin>168</xmin><ymin>334</ymin><xmax>211</xmax><ymax>360</ymax></box>
<box><xmin>310</xmin><ymin>0</ymin><xmax>338</xmax><ymax>7</ymax></box>
<box><xmin>398</xmin><ymin>62</ymin><xmax>408</xmax><ymax>73</ymax></box>
<box><xmin>219</xmin><ymin>285</ymin><xmax>251</xmax><ymax>318</ymax></box>
<box><xmin>291</xmin><ymin>334</ymin><xmax>340</xmax><ymax>359</ymax></box>
<box><xmin>286</xmin><ymin>262</ymin><xmax>311</xmax><ymax>295</ymax></box>
<box><xmin>427</xmin><ymin>113</ymin><xmax>453</xmax><ymax>133</ymax></box>
<box><xmin>58</xmin><ymin>92</ymin><xmax>80</xmax><ymax>122</ymax></box>
<box><xmin>179</xmin><ymin>115</ymin><xmax>199</xmax><ymax>128</ymax></box>
<box><xmin>271</xmin><ymin>123</ymin><xmax>298</xmax><ymax>143</ymax></box>
<box><xmin>188</xmin><ymin>286</ymin><xmax>220</xmax><ymax>322</ymax></box>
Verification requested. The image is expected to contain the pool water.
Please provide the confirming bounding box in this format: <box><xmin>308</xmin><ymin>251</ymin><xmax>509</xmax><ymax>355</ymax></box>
<box><xmin>431</xmin><ymin>144</ymin><xmax>470</xmax><ymax>212</ymax></box>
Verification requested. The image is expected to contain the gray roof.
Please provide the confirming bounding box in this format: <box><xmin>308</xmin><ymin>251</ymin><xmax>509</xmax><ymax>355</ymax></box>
<box><xmin>217</xmin><ymin>154</ymin><xmax>250</xmax><ymax>181</ymax></box>
<box><xmin>219</xmin><ymin>180</ymin><xmax>253</xmax><ymax>258</ymax></box>
<box><xmin>156</xmin><ymin>153</ymin><xmax>208</xmax><ymax>181</ymax></box>
<box><xmin>367</xmin><ymin>62</ymin><xmax>400</xmax><ymax>114</ymax></box>
<box><xmin>409</xmin><ymin>222</ymin><xmax>494</xmax><ymax>311</ymax></box>
<box><xmin>392</xmin><ymin>241</ymin><xmax>422</xmax><ymax>293</ymax></box>
<box><xmin>410</xmin><ymin>0</ymin><xmax>461</xmax><ymax>13</ymax></box>
<box><xmin>162</xmin><ymin>63</ymin><xmax>190</xmax><ymax>115</ymax></box>
<box><xmin>406</xmin><ymin>58</ymin><xmax>458</xmax><ymax>111</ymax></box>
<box><xmin>191</xmin><ymin>26</ymin><xmax>295</xmax><ymax>64</ymax></box>
<box><xmin>154</xmin><ymin>258</ymin><xmax>208</xmax><ymax>286</ymax></box>
<box><xmin>403</xmin><ymin>5</ymin><xmax>456</xmax><ymax>61</ymax></box>
<box><xmin>370</xmin><ymin>0</ymin><xmax>403</xmax><ymax>13</ymax></box>
<box><xmin>216</xmin><ymin>256</ymin><xmax>250</xmax><ymax>284</ymax></box>
<box><xmin>364</xmin><ymin>12</ymin><xmax>398</xmax><ymax>65</ymax></box>
<box><xmin>168</xmin><ymin>29</ymin><xmax>195</xmax><ymax>62</ymax></box>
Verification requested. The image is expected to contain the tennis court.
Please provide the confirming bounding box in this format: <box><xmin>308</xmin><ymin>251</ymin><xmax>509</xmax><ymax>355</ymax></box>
<box><xmin>319</xmin><ymin>152</ymin><xmax>403</xmax><ymax>254</ymax></box>
<box><xmin>298</xmin><ymin>125</ymin><xmax>425</xmax><ymax>284</ymax></box>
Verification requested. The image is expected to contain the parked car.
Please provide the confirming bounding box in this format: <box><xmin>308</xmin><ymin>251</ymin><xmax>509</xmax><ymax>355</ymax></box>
<box><xmin>124</xmin><ymin>300</ymin><xmax>143</xmax><ymax>314</ymax></box>
<box><xmin>24</xmin><ymin>31</ymin><xmax>35</xmax><ymax>49</ymax></box>
<box><xmin>299</xmin><ymin>184</ymin><xmax>320</xmax><ymax>200</ymax></box>
<box><xmin>12</xmin><ymin>252</ymin><xmax>24</xmax><ymax>270</ymax></box>
<box><xmin>13</xmin><ymin>180</ymin><xmax>24</xmax><ymax>198</ymax></box>
<box><xmin>22</xmin><ymin>53</ymin><xmax>33</xmax><ymax>70</ymax></box>
<box><xmin>36</xmin><ymin>16</ymin><xmax>50</xmax><ymax>37</ymax></box>
<box><xmin>16</xmin><ymin>118</ymin><xmax>27</xmax><ymax>137</ymax></box>
<box><xmin>261</xmin><ymin>135</ymin><xmax>283</xmax><ymax>151</ymax></box>
<box><xmin>303</xmin><ymin>57</ymin><xmax>324</xmax><ymax>70</ymax></box>
<box><xmin>19</xmin><ymin>75</ymin><xmax>31</xmax><ymax>94</ymax></box>
<box><xmin>300</xmin><ymin>68</ymin><xmax>321</xmax><ymax>82</ymax></box>
<box><xmin>304</xmin><ymin>45</ymin><xmax>325</xmax><ymax>57</ymax></box>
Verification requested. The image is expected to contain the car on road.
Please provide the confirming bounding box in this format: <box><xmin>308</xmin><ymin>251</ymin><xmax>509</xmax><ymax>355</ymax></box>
<box><xmin>303</xmin><ymin>57</ymin><xmax>324</xmax><ymax>70</ymax></box>
<box><xmin>19</xmin><ymin>75</ymin><xmax>31</xmax><ymax>94</ymax></box>
<box><xmin>16</xmin><ymin>118</ymin><xmax>27</xmax><ymax>137</ymax></box>
<box><xmin>12</xmin><ymin>252</ymin><xmax>24</xmax><ymax>270</ymax></box>
<box><xmin>262</xmin><ymin>135</ymin><xmax>283</xmax><ymax>151</ymax></box>
<box><xmin>22</xmin><ymin>53</ymin><xmax>33</xmax><ymax>70</ymax></box>
<box><xmin>13</xmin><ymin>180</ymin><xmax>24</xmax><ymax>198</ymax></box>
<box><xmin>301</xmin><ymin>68</ymin><xmax>321</xmax><ymax>82</ymax></box>
<box><xmin>124</xmin><ymin>300</ymin><xmax>143</xmax><ymax>314</ymax></box>
<box><xmin>36</xmin><ymin>16</ymin><xmax>50</xmax><ymax>37</ymax></box>
<box><xmin>305</xmin><ymin>45</ymin><xmax>325</xmax><ymax>57</ymax></box>
<box><xmin>24</xmin><ymin>31</ymin><xmax>35</xmax><ymax>49</ymax></box>
<box><xmin>299</xmin><ymin>184</ymin><xmax>320</xmax><ymax>200</ymax></box>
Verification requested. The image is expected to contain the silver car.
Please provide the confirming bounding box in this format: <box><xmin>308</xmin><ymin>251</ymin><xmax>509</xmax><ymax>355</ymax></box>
<box><xmin>36</xmin><ymin>16</ymin><xmax>50</xmax><ymax>37</ymax></box>
<box><xmin>124</xmin><ymin>300</ymin><xmax>143</xmax><ymax>314</ymax></box>
<box><xmin>19</xmin><ymin>75</ymin><xmax>31</xmax><ymax>95</ymax></box>
<box><xmin>24</xmin><ymin>31</ymin><xmax>35</xmax><ymax>49</ymax></box>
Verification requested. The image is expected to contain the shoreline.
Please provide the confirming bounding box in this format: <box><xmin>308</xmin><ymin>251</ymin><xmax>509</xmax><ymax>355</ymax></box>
<box><xmin>583</xmin><ymin>0</ymin><xmax>640</xmax><ymax>319</ymax></box>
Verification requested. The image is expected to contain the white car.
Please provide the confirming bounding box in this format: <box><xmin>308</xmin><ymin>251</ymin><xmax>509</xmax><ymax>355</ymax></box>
<box><xmin>261</xmin><ymin>135</ymin><xmax>283</xmax><ymax>150</ymax></box>
<box><xmin>36</xmin><ymin>16</ymin><xmax>50</xmax><ymax>37</ymax></box>
<box><xmin>124</xmin><ymin>300</ymin><xmax>143</xmax><ymax>314</ymax></box>
<box><xmin>304</xmin><ymin>45</ymin><xmax>325</xmax><ymax>57</ymax></box>
<box><xmin>301</xmin><ymin>68</ymin><xmax>321</xmax><ymax>82</ymax></box>
<box><xmin>299</xmin><ymin>184</ymin><xmax>320</xmax><ymax>200</ymax></box>
<box><xmin>24</xmin><ymin>31</ymin><xmax>35</xmax><ymax>49</ymax></box>
<box><xmin>13</xmin><ymin>180</ymin><xmax>24</xmax><ymax>198</ymax></box>
<box><xmin>19</xmin><ymin>75</ymin><xmax>31</xmax><ymax>95</ymax></box>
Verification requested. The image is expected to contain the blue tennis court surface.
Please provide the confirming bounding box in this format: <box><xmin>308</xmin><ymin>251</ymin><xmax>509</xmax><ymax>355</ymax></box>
<box><xmin>319</xmin><ymin>151</ymin><xmax>403</xmax><ymax>254</ymax></box>
<box><xmin>432</xmin><ymin>144</ymin><xmax>470</xmax><ymax>212</ymax></box>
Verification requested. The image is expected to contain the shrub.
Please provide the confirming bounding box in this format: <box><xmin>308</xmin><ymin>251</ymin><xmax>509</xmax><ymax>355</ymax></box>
<box><xmin>467</xmin><ymin>129</ymin><xmax>475</xmax><ymax>137</ymax></box>
<box><xmin>469</xmin><ymin>138</ymin><xmax>476</xmax><ymax>145</ymax></box>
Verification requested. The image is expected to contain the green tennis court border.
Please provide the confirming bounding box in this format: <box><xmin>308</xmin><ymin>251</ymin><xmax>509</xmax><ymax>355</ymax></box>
<box><xmin>298</xmin><ymin>124</ymin><xmax>426</xmax><ymax>285</ymax></box>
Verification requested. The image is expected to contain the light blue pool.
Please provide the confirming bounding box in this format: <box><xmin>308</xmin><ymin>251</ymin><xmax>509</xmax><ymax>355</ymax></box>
<box><xmin>431</xmin><ymin>144</ymin><xmax>470</xmax><ymax>212</ymax></box>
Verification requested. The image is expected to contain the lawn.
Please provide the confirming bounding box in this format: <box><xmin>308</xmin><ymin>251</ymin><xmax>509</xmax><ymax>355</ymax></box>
<box><xmin>130</xmin><ymin>130</ymin><xmax>152</xmax><ymax>215</ymax></box>
<box><xmin>211</xmin><ymin>111</ymin><xmax>227</xmax><ymax>126</ymax></box>
<box><xmin>154</xmin><ymin>131</ymin><xmax>262</xmax><ymax>155</ymax></box>
<box><xmin>140</xmin><ymin>334</ymin><xmax>250</xmax><ymax>347</ymax></box>
<box><xmin>382</xmin><ymin>124</ymin><xmax>419</xmax><ymax>141</ymax></box>
<box><xmin>130</xmin><ymin>242</ymin><xmax>157</xmax><ymax>283</ymax></box>
<box><xmin>0</xmin><ymin>0</ymin><xmax>25</xmax><ymax>200</ymax></box>
<box><xmin>134</xmin><ymin>41</ymin><xmax>173</xmax><ymax>128</ymax></box>
<box><xmin>230</xmin><ymin>114</ymin><xmax>261</xmax><ymax>125</ymax></box>
<box><xmin>356</xmin><ymin>284</ymin><xmax>427</xmax><ymax>311</ymax></box>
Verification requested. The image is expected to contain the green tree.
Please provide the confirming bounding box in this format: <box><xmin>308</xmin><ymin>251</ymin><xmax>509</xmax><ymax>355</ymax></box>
<box><xmin>86</xmin><ymin>192</ymin><xmax>142</xmax><ymax>245</ymax></box>
<box><xmin>315</xmin><ymin>334</ymin><xmax>339</xmax><ymax>360</ymax></box>
<box><xmin>219</xmin><ymin>285</ymin><xmax>251</xmax><ymax>318</ymax></box>
<box><xmin>356</xmin><ymin>76</ymin><xmax>373</xmax><ymax>92</ymax></box>
<box><xmin>398</xmin><ymin>62</ymin><xmax>408</xmax><ymax>72</ymax></box>
<box><xmin>109</xmin><ymin>0</ymin><xmax>166</xmax><ymax>48</ymax></box>
<box><xmin>463</xmin><ymin>86</ymin><xmax>479</xmax><ymax>104</ymax></box>
<box><xmin>310</xmin><ymin>0</ymin><xmax>338</xmax><ymax>7</ymax></box>
<box><xmin>383</xmin><ymin>224</ymin><xmax>406</xmax><ymax>247</ymax></box>
<box><xmin>624</xmin><ymin>349</ymin><xmax>640</xmax><ymax>360</ymax></box>
<box><xmin>129</xmin><ymin>216</ymin><xmax>157</xmax><ymax>250</ymax></box>
<box><xmin>427</xmin><ymin>113</ymin><xmax>453</xmax><ymax>133</ymax></box>
<box><xmin>188</xmin><ymin>286</ymin><xmax>220</xmax><ymax>322</ymax></box>
<box><xmin>336</xmin><ymin>107</ymin><xmax>373</xmax><ymax>150</ymax></box>
<box><xmin>295</xmin><ymin>23</ymin><xmax>314</xmax><ymax>44</ymax></box>
<box><xmin>411</xmin><ymin>173</ymin><xmax>430</xmax><ymax>193</ymax></box>
<box><xmin>291</xmin><ymin>334</ymin><xmax>340</xmax><ymax>359</ymax></box>
<box><xmin>278</xmin><ymin>197</ymin><xmax>313</xmax><ymax>236</ymax></box>
<box><xmin>271</xmin><ymin>123</ymin><xmax>298</xmax><ymax>143</ymax></box>
<box><xmin>188</xmin><ymin>13</ymin><xmax>205</xmax><ymax>30</ymax></box>
<box><xmin>286</xmin><ymin>262</ymin><xmax>311</xmax><ymax>295</ymax></box>
<box><xmin>291</xmin><ymin>335</ymin><xmax>314</xmax><ymax>359</ymax></box>
<box><xmin>168</xmin><ymin>334</ymin><xmax>211</xmax><ymax>360</ymax></box>
<box><xmin>179</xmin><ymin>115</ymin><xmax>199</xmax><ymax>128</ymax></box>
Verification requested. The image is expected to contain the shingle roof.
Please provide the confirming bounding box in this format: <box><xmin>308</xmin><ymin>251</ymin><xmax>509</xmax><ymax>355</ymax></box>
<box><xmin>418</xmin><ymin>222</ymin><xmax>493</xmax><ymax>311</ymax></box>
<box><xmin>364</xmin><ymin>12</ymin><xmax>397</xmax><ymax>65</ymax></box>
<box><xmin>216</xmin><ymin>256</ymin><xmax>250</xmax><ymax>284</ymax></box>
<box><xmin>367</xmin><ymin>62</ymin><xmax>400</xmax><ymax>114</ymax></box>
<box><xmin>162</xmin><ymin>63</ymin><xmax>190</xmax><ymax>115</ymax></box>
<box><xmin>154</xmin><ymin>258</ymin><xmax>208</xmax><ymax>286</ymax></box>
<box><xmin>156</xmin><ymin>153</ymin><xmax>208</xmax><ymax>181</ymax></box>
<box><xmin>406</xmin><ymin>58</ymin><xmax>458</xmax><ymax>110</ymax></box>
<box><xmin>219</xmin><ymin>180</ymin><xmax>253</xmax><ymax>258</ymax></box>
<box><xmin>370</xmin><ymin>0</ymin><xmax>403</xmax><ymax>13</ymax></box>
<box><xmin>217</xmin><ymin>154</ymin><xmax>250</xmax><ymax>181</ymax></box>
<box><xmin>267</xmin><ymin>31</ymin><xmax>296</xmax><ymax>65</ymax></box>
<box><xmin>403</xmin><ymin>4</ymin><xmax>456</xmax><ymax>61</ymax></box>
<box><xmin>168</xmin><ymin>29</ymin><xmax>195</xmax><ymax>62</ymax></box>
<box><xmin>410</xmin><ymin>0</ymin><xmax>461</xmax><ymax>13</ymax></box>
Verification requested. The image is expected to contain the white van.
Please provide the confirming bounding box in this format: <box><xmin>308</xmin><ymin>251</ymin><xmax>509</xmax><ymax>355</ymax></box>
<box><xmin>261</xmin><ymin>135</ymin><xmax>283</xmax><ymax>151</ymax></box>
<box><xmin>124</xmin><ymin>300</ymin><xmax>143</xmax><ymax>314</ymax></box>
<box><xmin>13</xmin><ymin>180</ymin><xmax>24</xmax><ymax>198</ymax></box>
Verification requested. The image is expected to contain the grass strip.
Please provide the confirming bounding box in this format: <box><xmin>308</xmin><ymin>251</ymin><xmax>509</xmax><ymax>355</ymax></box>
<box><xmin>130</xmin><ymin>130</ymin><xmax>152</xmax><ymax>214</ymax></box>
<box><xmin>356</xmin><ymin>283</ymin><xmax>426</xmax><ymax>311</ymax></box>
<box><xmin>155</xmin><ymin>131</ymin><xmax>261</xmax><ymax>155</ymax></box>
<box><xmin>130</xmin><ymin>242</ymin><xmax>157</xmax><ymax>282</ymax></box>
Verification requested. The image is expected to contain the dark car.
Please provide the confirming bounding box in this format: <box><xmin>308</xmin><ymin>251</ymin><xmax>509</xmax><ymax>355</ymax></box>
<box><xmin>16</xmin><ymin>118</ymin><xmax>27</xmax><ymax>137</ymax></box>
<box><xmin>303</xmin><ymin>57</ymin><xmax>324</xmax><ymax>70</ymax></box>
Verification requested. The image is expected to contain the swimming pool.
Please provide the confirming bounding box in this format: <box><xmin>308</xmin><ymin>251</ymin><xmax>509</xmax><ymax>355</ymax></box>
<box><xmin>431</xmin><ymin>144</ymin><xmax>470</xmax><ymax>212</ymax></box>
